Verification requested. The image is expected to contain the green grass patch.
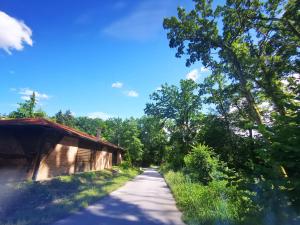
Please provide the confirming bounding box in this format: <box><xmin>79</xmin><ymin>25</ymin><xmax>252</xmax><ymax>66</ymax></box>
<box><xmin>163</xmin><ymin>170</ymin><xmax>257</xmax><ymax>225</ymax></box>
<box><xmin>0</xmin><ymin>167</ymin><xmax>140</xmax><ymax>225</ymax></box>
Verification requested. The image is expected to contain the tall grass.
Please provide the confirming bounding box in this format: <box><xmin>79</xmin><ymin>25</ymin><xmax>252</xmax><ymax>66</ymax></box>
<box><xmin>164</xmin><ymin>171</ymin><xmax>257</xmax><ymax>225</ymax></box>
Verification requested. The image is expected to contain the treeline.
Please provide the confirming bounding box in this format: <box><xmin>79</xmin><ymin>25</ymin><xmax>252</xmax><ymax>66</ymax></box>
<box><xmin>2</xmin><ymin>94</ymin><xmax>167</xmax><ymax>167</ymax></box>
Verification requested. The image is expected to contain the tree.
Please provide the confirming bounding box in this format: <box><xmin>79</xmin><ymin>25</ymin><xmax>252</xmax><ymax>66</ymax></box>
<box><xmin>102</xmin><ymin>118</ymin><xmax>123</xmax><ymax>146</ymax></box>
<box><xmin>102</xmin><ymin>117</ymin><xmax>144</xmax><ymax>166</ymax></box>
<box><xmin>145</xmin><ymin>79</ymin><xmax>202</xmax><ymax>168</ymax></box>
<box><xmin>138</xmin><ymin>116</ymin><xmax>168</xmax><ymax>166</ymax></box>
<box><xmin>163</xmin><ymin>0</ymin><xmax>299</xmax><ymax>127</ymax></box>
<box><xmin>75</xmin><ymin>117</ymin><xmax>105</xmax><ymax>136</ymax></box>
<box><xmin>120</xmin><ymin>118</ymin><xmax>144</xmax><ymax>165</ymax></box>
<box><xmin>54</xmin><ymin>110</ymin><xmax>75</xmax><ymax>127</ymax></box>
<box><xmin>163</xmin><ymin>0</ymin><xmax>300</xmax><ymax>219</ymax></box>
<box><xmin>9</xmin><ymin>92</ymin><xmax>47</xmax><ymax>118</ymax></box>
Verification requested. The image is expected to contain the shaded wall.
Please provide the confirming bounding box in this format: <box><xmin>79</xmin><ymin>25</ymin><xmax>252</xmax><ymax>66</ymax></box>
<box><xmin>117</xmin><ymin>151</ymin><xmax>122</xmax><ymax>164</ymax></box>
<box><xmin>0</xmin><ymin>126</ymin><xmax>120</xmax><ymax>182</ymax></box>
<box><xmin>35</xmin><ymin>136</ymin><xmax>113</xmax><ymax>180</ymax></box>
<box><xmin>93</xmin><ymin>147</ymin><xmax>112</xmax><ymax>170</ymax></box>
<box><xmin>36</xmin><ymin>136</ymin><xmax>78</xmax><ymax>180</ymax></box>
<box><xmin>0</xmin><ymin>128</ymin><xmax>38</xmax><ymax>182</ymax></box>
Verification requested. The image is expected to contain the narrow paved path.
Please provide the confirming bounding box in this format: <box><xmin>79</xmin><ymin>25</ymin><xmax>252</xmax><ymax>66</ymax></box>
<box><xmin>53</xmin><ymin>168</ymin><xmax>185</xmax><ymax>225</ymax></box>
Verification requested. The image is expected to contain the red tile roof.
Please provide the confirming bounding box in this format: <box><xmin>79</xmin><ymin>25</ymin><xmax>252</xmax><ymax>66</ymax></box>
<box><xmin>0</xmin><ymin>118</ymin><xmax>124</xmax><ymax>151</ymax></box>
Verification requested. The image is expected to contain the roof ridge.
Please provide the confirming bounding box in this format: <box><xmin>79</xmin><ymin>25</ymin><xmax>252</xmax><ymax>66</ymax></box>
<box><xmin>0</xmin><ymin>117</ymin><xmax>124</xmax><ymax>151</ymax></box>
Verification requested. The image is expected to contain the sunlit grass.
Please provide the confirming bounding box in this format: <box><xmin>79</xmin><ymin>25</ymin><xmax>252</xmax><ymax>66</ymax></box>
<box><xmin>1</xmin><ymin>167</ymin><xmax>140</xmax><ymax>225</ymax></box>
<box><xmin>163</xmin><ymin>171</ymin><xmax>258</xmax><ymax>225</ymax></box>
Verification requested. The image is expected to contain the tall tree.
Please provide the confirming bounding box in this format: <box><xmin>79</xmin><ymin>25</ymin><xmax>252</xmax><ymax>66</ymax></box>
<box><xmin>75</xmin><ymin>117</ymin><xmax>105</xmax><ymax>136</ymax></box>
<box><xmin>9</xmin><ymin>92</ymin><xmax>47</xmax><ymax>118</ymax></box>
<box><xmin>54</xmin><ymin>110</ymin><xmax>75</xmax><ymax>127</ymax></box>
<box><xmin>120</xmin><ymin>118</ymin><xmax>144</xmax><ymax>165</ymax></box>
<box><xmin>163</xmin><ymin>0</ymin><xmax>300</xmax><ymax>214</ymax></box>
<box><xmin>163</xmin><ymin>0</ymin><xmax>299</xmax><ymax>127</ymax></box>
<box><xmin>145</xmin><ymin>79</ymin><xmax>202</xmax><ymax>168</ymax></box>
<box><xmin>138</xmin><ymin>116</ymin><xmax>168</xmax><ymax>166</ymax></box>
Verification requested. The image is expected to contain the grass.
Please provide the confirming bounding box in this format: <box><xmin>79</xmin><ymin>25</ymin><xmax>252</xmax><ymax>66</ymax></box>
<box><xmin>163</xmin><ymin>170</ymin><xmax>257</xmax><ymax>225</ymax></box>
<box><xmin>0</xmin><ymin>166</ymin><xmax>140</xmax><ymax>225</ymax></box>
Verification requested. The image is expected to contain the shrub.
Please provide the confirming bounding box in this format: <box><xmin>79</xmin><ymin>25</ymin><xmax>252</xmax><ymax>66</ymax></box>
<box><xmin>164</xmin><ymin>171</ymin><xmax>257</xmax><ymax>225</ymax></box>
<box><xmin>119</xmin><ymin>161</ymin><xmax>132</xmax><ymax>169</ymax></box>
<box><xmin>184</xmin><ymin>144</ymin><xmax>222</xmax><ymax>184</ymax></box>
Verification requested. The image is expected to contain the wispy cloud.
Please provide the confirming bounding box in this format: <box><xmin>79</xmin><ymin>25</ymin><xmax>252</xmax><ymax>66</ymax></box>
<box><xmin>87</xmin><ymin>112</ymin><xmax>111</xmax><ymax>120</ymax></box>
<box><xmin>186</xmin><ymin>67</ymin><xmax>211</xmax><ymax>81</ymax></box>
<box><xmin>11</xmin><ymin>88</ymin><xmax>50</xmax><ymax>102</ymax></box>
<box><xmin>186</xmin><ymin>69</ymin><xmax>199</xmax><ymax>81</ymax></box>
<box><xmin>112</xmin><ymin>82</ymin><xmax>123</xmax><ymax>88</ymax></box>
<box><xmin>102</xmin><ymin>1</ymin><xmax>172</xmax><ymax>41</ymax></box>
<box><xmin>74</xmin><ymin>12</ymin><xmax>93</xmax><ymax>25</ymax></box>
<box><xmin>200</xmin><ymin>67</ymin><xmax>210</xmax><ymax>73</ymax></box>
<box><xmin>126</xmin><ymin>90</ymin><xmax>139</xmax><ymax>97</ymax></box>
<box><xmin>156</xmin><ymin>86</ymin><xmax>162</xmax><ymax>91</ymax></box>
<box><xmin>113</xmin><ymin>1</ymin><xmax>126</xmax><ymax>10</ymax></box>
<box><xmin>0</xmin><ymin>11</ymin><xmax>33</xmax><ymax>54</ymax></box>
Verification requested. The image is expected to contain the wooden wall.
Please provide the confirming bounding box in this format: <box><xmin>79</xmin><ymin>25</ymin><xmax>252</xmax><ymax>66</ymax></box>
<box><xmin>117</xmin><ymin>151</ymin><xmax>122</xmax><ymax>164</ymax></box>
<box><xmin>93</xmin><ymin>148</ymin><xmax>112</xmax><ymax>170</ymax></box>
<box><xmin>35</xmin><ymin>136</ymin><xmax>113</xmax><ymax>181</ymax></box>
<box><xmin>0</xmin><ymin>131</ymin><xmax>31</xmax><ymax>182</ymax></box>
<box><xmin>75</xmin><ymin>147</ymin><xmax>91</xmax><ymax>172</ymax></box>
<box><xmin>0</xmin><ymin>126</ymin><xmax>120</xmax><ymax>182</ymax></box>
<box><xmin>36</xmin><ymin>136</ymin><xmax>78</xmax><ymax>180</ymax></box>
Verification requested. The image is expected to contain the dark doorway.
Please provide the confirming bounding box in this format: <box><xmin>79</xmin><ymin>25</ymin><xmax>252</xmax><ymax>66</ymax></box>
<box><xmin>112</xmin><ymin>151</ymin><xmax>117</xmax><ymax>166</ymax></box>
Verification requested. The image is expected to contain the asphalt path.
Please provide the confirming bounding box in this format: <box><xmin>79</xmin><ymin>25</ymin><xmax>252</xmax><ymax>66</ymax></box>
<box><xmin>52</xmin><ymin>168</ymin><xmax>185</xmax><ymax>225</ymax></box>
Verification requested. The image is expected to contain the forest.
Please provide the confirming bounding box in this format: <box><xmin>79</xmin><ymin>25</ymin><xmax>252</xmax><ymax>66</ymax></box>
<box><xmin>1</xmin><ymin>0</ymin><xmax>299</xmax><ymax>224</ymax></box>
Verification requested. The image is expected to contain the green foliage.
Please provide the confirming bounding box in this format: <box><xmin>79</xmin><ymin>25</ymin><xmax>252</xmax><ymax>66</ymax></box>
<box><xmin>1</xmin><ymin>167</ymin><xmax>140</xmax><ymax>225</ymax></box>
<box><xmin>121</xmin><ymin>118</ymin><xmax>144</xmax><ymax>165</ymax></box>
<box><xmin>54</xmin><ymin>110</ymin><xmax>75</xmax><ymax>127</ymax></box>
<box><xmin>184</xmin><ymin>144</ymin><xmax>222</xmax><ymax>184</ymax></box>
<box><xmin>102</xmin><ymin>118</ymin><xmax>123</xmax><ymax>145</ymax></box>
<box><xmin>164</xmin><ymin>171</ymin><xmax>257</xmax><ymax>225</ymax></box>
<box><xmin>75</xmin><ymin>116</ymin><xmax>105</xmax><ymax>136</ymax></box>
<box><xmin>138</xmin><ymin>116</ymin><xmax>168</xmax><ymax>166</ymax></box>
<box><xmin>145</xmin><ymin>79</ymin><xmax>202</xmax><ymax>167</ymax></box>
<box><xmin>163</xmin><ymin>0</ymin><xmax>300</xmax><ymax>221</ymax></box>
<box><xmin>119</xmin><ymin>161</ymin><xmax>132</xmax><ymax>169</ymax></box>
<box><xmin>9</xmin><ymin>92</ymin><xmax>47</xmax><ymax>119</ymax></box>
<box><xmin>2</xmin><ymin>1</ymin><xmax>299</xmax><ymax>221</ymax></box>
<box><xmin>101</xmin><ymin>117</ymin><xmax>145</xmax><ymax>166</ymax></box>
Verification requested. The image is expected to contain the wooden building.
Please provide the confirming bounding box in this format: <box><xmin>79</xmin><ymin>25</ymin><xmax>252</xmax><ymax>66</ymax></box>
<box><xmin>0</xmin><ymin>118</ymin><xmax>123</xmax><ymax>182</ymax></box>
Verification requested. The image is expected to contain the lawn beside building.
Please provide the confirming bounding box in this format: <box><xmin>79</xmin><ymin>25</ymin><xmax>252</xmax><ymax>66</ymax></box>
<box><xmin>1</xmin><ymin>166</ymin><xmax>140</xmax><ymax>225</ymax></box>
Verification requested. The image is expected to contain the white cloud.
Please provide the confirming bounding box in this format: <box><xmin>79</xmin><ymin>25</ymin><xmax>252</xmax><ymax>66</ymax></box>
<box><xmin>87</xmin><ymin>112</ymin><xmax>111</xmax><ymax>120</ymax></box>
<box><xmin>126</xmin><ymin>90</ymin><xmax>139</xmax><ymax>97</ymax></box>
<box><xmin>13</xmin><ymin>88</ymin><xmax>50</xmax><ymax>101</ymax></box>
<box><xmin>0</xmin><ymin>11</ymin><xmax>33</xmax><ymax>54</ymax></box>
<box><xmin>186</xmin><ymin>66</ymin><xmax>211</xmax><ymax>81</ymax></box>
<box><xmin>186</xmin><ymin>69</ymin><xmax>199</xmax><ymax>81</ymax></box>
<box><xmin>112</xmin><ymin>82</ymin><xmax>123</xmax><ymax>88</ymax></box>
<box><xmin>155</xmin><ymin>86</ymin><xmax>162</xmax><ymax>91</ymax></box>
<box><xmin>200</xmin><ymin>67</ymin><xmax>210</xmax><ymax>73</ymax></box>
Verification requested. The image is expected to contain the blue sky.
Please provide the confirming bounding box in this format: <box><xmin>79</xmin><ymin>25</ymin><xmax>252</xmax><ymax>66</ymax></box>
<box><xmin>0</xmin><ymin>0</ymin><xmax>211</xmax><ymax>119</ymax></box>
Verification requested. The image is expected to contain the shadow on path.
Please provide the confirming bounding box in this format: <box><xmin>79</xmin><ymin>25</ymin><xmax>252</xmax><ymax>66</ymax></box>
<box><xmin>53</xmin><ymin>168</ymin><xmax>185</xmax><ymax>225</ymax></box>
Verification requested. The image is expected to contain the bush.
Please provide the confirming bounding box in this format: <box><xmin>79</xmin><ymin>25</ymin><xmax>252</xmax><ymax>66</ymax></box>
<box><xmin>119</xmin><ymin>161</ymin><xmax>132</xmax><ymax>169</ymax></box>
<box><xmin>184</xmin><ymin>144</ymin><xmax>222</xmax><ymax>184</ymax></box>
<box><xmin>164</xmin><ymin>171</ymin><xmax>257</xmax><ymax>225</ymax></box>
